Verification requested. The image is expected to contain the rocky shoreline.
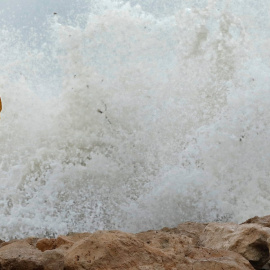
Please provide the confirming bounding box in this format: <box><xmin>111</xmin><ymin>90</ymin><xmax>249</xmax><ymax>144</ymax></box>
<box><xmin>1</xmin><ymin>215</ymin><xmax>270</xmax><ymax>269</ymax></box>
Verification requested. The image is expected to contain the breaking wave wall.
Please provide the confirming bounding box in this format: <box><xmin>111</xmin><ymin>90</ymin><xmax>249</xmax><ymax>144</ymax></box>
<box><xmin>0</xmin><ymin>0</ymin><xmax>270</xmax><ymax>239</ymax></box>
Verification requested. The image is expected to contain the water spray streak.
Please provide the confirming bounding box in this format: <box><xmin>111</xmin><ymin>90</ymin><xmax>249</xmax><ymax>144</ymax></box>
<box><xmin>0</xmin><ymin>0</ymin><xmax>269</xmax><ymax>240</ymax></box>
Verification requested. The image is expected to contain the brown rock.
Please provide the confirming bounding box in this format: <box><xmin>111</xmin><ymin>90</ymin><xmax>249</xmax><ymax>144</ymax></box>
<box><xmin>171</xmin><ymin>222</ymin><xmax>208</xmax><ymax>245</ymax></box>
<box><xmin>242</xmin><ymin>215</ymin><xmax>270</xmax><ymax>269</ymax></box>
<box><xmin>0</xmin><ymin>221</ymin><xmax>260</xmax><ymax>270</ymax></box>
<box><xmin>0</xmin><ymin>239</ymin><xmax>64</xmax><ymax>270</ymax></box>
<box><xmin>0</xmin><ymin>237</ymin><xmax>38</xmax><ymax>249</ymax></box>
<box><xmin>136</xmin><ymin>229</ymin><xmax>193</xmax><ymax>254</ymax></box>
<box><xmin>63</xmin><ymin>230</ymin><xmax>253</xmax><ymax>270</ymax></box>
<box><xmin>36</xmin><ymin>236</ymin><xmax>72</xmax><ymax>252</ymax></box>
<box><xmin>185</xmin><ymin>246</ymin><xmax>254</xmax><ymax>270</ymax></box>
<box><xmin>243</xmin><ymin>215</ymin><xmax>270</xmax><ymax>228</ymax></box>
<box><xmin>42</xmin><ymin>250</ymin><xmax>65</xmax><ymax>270</ymax></box>
<box><xmin>36</xmin><ymin>233</ymin><xmax>91</xmax><ymax>252</ymax></box>
<box><xmin>64</xmin><ymin>230</ymin><xmax>175</xmax><ymax>270</ymax></box>
<box><xmin>200</xmin><ymin>222</ymin><xmax>270</xmax><ymax>269</ymax></box>
<box><xmin>136</xmin><ymin>222</ymin><xmax>207</xmax><ymax>253</ymax></box>
<box><xmin>36</xmin><ymin>238</ymin><xmax>56</xmax><ymax>252</ymax></box>
<box><xmin>65</xmin><ymin>232</ymin><xmax>92</xmax><ymax>242</ymax></box>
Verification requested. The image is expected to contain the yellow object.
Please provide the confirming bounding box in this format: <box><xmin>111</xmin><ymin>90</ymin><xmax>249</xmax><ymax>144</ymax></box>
<box><xmin>0</xmin><ymin>98</ymin><xmax>2</xmax><ymax>113</ymax></box>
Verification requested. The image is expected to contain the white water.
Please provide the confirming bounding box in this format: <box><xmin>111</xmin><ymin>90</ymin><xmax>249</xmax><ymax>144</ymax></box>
<box><xmin>0</xmin><ymin>0</ymin><xmax>270</xmax><ymax>240</ymax></box>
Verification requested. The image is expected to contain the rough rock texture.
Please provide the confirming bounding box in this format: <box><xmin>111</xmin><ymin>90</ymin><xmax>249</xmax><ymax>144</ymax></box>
<box><xmin>200</xmin><ymin>222</ymin><xmax>270</xmax><ymax>269</ymax></box>
<box><xmin>242</xmin><ymin>215</ymin><xmax>270</xmax><ymax>270</ymax></box>
<box><xmin>2</xmin><ymin>216</ymin><xmax>270</xmax><ymax>269</ymax></box>
<box><xmin>58</xmin><ymin>230</ymin><xmax>254</xmax><ymax>270</ymax></box>
<box><xmin>243</xmin><ymin>215</ymin><xmax>270</xmax><ymax>228</ymax></box>
<box><xmin>0</xmin><ymin>238</ymin><xmax>64</xmax><ymax>270</ymax></box>
<box><xmin>36</xmin><ymin>233</ymin><xmax>91</xmax><ymax>252</ymax></box>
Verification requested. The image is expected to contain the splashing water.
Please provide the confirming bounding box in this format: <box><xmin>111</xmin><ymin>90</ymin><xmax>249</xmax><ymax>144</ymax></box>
<box><xmin>0</xmin><ymin>0</ymin><xmax>270</xmax><ymax>240</ymax></box>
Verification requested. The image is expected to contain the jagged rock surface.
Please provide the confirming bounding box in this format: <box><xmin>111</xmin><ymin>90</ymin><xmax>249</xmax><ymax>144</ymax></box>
<box><xmin>242</xmin><ymin>215</ymin><xmax>270</xmax><ymax>270</ymax></box>
<box><xmin>243</xmin><ymin>215</ymin><xmax>270</xmax><ymax>228</ymax></box>
<box><xmin>200</xmin><ymin>222</ymin><xmax>270</xmax><ymax>269</ymax></box>
<box><xmin>2</xmin><ymin>216</ymin><xmax>270</xmax><ymax>269</ymax></box>
<box><xmin>0</xmin><ymin>238</ymin><xmax>64</xmax><ymax>270</ymax></box>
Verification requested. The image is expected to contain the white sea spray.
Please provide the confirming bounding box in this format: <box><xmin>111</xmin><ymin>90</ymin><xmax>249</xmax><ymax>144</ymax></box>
<box><xmin>0</xmin><ymin>0</ymin><xmax>269</xmax><ymax>240</ymax></box>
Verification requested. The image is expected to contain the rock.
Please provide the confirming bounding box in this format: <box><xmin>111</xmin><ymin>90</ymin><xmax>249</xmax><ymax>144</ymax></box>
<box><xmin>171</xmin><ymin>221</ymin><xmax>208</xmax><ymax>245</ymax></box>
<box><xmin>242</xmin><ymin>214</ymin><xmax>270</xmax><ymax>269</ymax></box>
<box><xmin>200</xmin><ymin>222</ymin><xmax>270</xmax><ymax>269</ymax></box>
<box><xmin>183</xmin><ymin>246</ymin><xmax>254</xmax><ymax>270</ymax></box>
<box><xmin>36</xmin><ymin>238</ymin><xmax>57</xmax><ymax>252</ymax></box>
<box><xmin>36</xmin><ymin>235</ymin><xmax>72</xmax><ymax>252</ymax></box>
<box><xmin>64</xmin><ymin>230</ymin><xmax>253</xmax><ymax>270</ymax></box>
<box><xmin>243</xmin><ymin>215</ymin><xmax>270</xmax><ymax>228</ymax></box>
<box><xmin>136</xmin><ymin>229</ymin><xmax>194</xmax><ymax>254</ymax></box>
<box><xmin>41</xmin><ymin>250</ymin><xmax>65</xmax><ymax>270</ymax></box>
<box><xmin>262</xmin><ymin>263</ymin><xmax>270</xmax><ymax>270</ymax></box>
<box><xmin>64</xmin><ymin>230</ymin><xmax>174</xmax><ymax>270</ymax></box>
<box><xmin>36</xmin><ymin>233</ymin><xmax>91</xmax><ymax>252</ymax></box>
<box><xmin>0</xmin><ymin>220</ymin><xmax>261</xmax><ymax>270</ymax></box>
<box><xmin>0</xmin><ymin>239</ymin><xmax>64</xmax><ymax>270</ymax></box>
<box><xmin>136</xmin><ymin>222</ymin><xmax>207</xmax><ymax>254</ymax></box>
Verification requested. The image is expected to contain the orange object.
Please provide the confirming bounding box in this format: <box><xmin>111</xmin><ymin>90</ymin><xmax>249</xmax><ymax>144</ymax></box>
<box><xmin>0</xmin><ymin>98</ymin><xmax>2</xmax><ymax>113</ymax></box>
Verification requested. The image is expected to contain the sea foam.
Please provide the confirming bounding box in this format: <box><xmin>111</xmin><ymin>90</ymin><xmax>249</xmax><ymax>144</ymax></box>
<box><xmin>0</xmin><ymin>0</ymin><xmax>269</xmax><ymax>240</ymax></box>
